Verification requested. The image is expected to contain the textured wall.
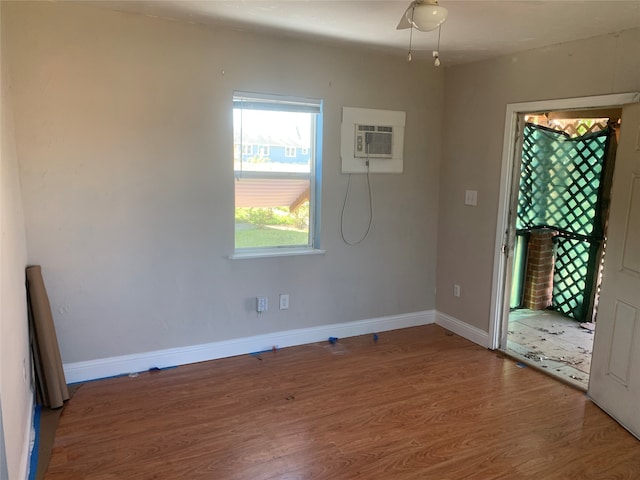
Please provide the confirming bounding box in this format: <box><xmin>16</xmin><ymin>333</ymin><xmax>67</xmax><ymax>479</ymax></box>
<box><xmin>437</xmin><ymin>28</ymin><xmax>640</xmax><ymax>331</ymax></box>
<box><xmin>4</xmin><ymin>1</ymin><xmax>443</xmax><ymax>363</ymax></box>
<box><xmin>1</xmin><ymin>3</ymin><xmax>33</xmax><ymax>477</ymax></box>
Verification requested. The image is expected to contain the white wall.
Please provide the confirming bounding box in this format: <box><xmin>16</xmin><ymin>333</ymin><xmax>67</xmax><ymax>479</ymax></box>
<box><xmin>437</xmin><ymin>28</ymin><xmax>640</xmax><ymax>331</ymax></box>
<box><xmin>1</xmin><ymin>2</ymin><xmax>33</xmax><ymax>478</ymax></box>
<box><xmin>4</xmin><ymin>2</ymin><xmax>443</xmax><ymax>364</ymax></box>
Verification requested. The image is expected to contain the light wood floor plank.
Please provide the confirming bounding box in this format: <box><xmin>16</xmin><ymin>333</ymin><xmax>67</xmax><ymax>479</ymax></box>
<box><xmin>44</xmin><ymin>325</ymin><xmax>639</xmax><ymax>479</ymax></box>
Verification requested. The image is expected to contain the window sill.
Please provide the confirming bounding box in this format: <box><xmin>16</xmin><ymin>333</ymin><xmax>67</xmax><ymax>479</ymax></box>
<box><xmin>228</xmin><ymin>248</ymin><xmax>326</xmax><ymax>260</ymax></box>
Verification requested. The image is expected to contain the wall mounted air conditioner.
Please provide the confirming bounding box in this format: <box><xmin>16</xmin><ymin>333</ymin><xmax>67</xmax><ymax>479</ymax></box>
<box><xmin>341</xmin><ymin>107</ymin><xmax>405</xmax><ymax>174</ymax></box>
<box><xmin>354</xmin><ymin>124</ymin><xmax>394</xmax><ymax>159</ymax></box>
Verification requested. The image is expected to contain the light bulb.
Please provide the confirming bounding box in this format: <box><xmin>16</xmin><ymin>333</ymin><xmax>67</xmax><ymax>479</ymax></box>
<box><xmin>407</xmin><ymin>3</ymin><xmax>448</xmax><ymax>32</ymax></box>
<box><xmin>434</xmin><ymin>57</ymin><xmax>441</xmax><ymax>67</ymax></box>
<box><xmin>408</xmin><ymin>51</ymin><xmax>412</xmax><ymax>62</ymax></box>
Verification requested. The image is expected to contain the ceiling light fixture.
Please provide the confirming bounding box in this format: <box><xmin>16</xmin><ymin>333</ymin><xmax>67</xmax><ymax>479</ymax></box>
<box><xmin>398</xmin><ymin>0</ymin><xmax>447</xmax><ymax>67</ymax></box>
<box><xmin>397</xmin><ymin>0</ymin><xmax>448</xmax><ymax>33</ymax></box>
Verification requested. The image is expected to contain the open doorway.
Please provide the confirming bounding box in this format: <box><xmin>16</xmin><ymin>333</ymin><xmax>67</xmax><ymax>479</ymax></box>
<box><xmin>487</xmin><ymin>94</ymin><xmax>640</xmax><ymax>391</ymax></box>
<box><xmin>505</xmin><ymin>110</ymin><xmax>621</xmax><ymax>389</ymax></box>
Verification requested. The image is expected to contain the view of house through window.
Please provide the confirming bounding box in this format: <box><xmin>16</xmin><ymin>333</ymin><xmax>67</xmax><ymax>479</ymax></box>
<box><xmin>233</xmin><ymin>92</ymin><xmax>321</xmax><ymax>251</ymax></box>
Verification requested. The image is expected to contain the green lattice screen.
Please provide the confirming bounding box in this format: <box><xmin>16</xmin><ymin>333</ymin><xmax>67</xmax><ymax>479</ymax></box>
<box><xmin>517</xmin><ymin>123</ymin><xmax>611</xmax><ymax>321</ymax></box>
<box><xmin>553</xmin><ymin>237</ymin><xmax>593</xmax><ymax>321</ymax></box>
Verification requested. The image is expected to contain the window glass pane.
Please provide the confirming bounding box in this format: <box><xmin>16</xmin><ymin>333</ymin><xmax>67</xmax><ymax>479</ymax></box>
<box><xmin>233</xmin><ymin>92</ymin><xmax>320</xmax><ymax>252</ymax></box>
<box><xmin>233</xmin><ymin>109</ymin><xmax>312</xmax><ymax>174</ymax></box>
<box><xmin>235</xmin><ymin>178</ymin><xmax>311</xmax><ymax>248</ymax></box>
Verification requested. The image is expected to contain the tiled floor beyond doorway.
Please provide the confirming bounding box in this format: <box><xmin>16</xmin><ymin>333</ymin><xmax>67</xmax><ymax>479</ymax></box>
<box><xmin>507</xmin><ymin>309</ymin><xmax>595</xmax><ymax>390</ymax></box>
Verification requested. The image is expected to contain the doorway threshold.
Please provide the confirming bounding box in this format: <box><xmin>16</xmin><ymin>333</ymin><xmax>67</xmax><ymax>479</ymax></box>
<box><xmin>505</xmin><ymin>309</ymin><xmax>595</xmax><ymax>391</ymax></box>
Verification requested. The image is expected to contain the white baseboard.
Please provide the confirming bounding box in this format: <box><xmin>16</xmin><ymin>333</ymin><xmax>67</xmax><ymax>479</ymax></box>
<box><xmin>19</xmin><ymin>394</ymin><xmax>34</xmax><ymax>480</ymax></box>
<box><xmin>435</xmin><ymin>311</ymin><xmax>490</xmax><ymax>348</ymax></box>
<box><xmin>64</xmin><ymin>310</ymin><xmax>435</xmax><ymax>383</ymax></box>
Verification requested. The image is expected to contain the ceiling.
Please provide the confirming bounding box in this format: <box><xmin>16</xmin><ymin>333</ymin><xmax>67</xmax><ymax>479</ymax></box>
<box><xmin>85</xmin><ymin>1</ymin><xmax>640</xmax><ymax>65</ymax></box>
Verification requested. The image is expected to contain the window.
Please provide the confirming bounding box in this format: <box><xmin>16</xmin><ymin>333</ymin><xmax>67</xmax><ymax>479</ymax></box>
<box><xmin>241</xmin><ymin>144</ymin><xmax>253</xmax><ymax>155</ymax></box>
<box><xmin>233</xmin><ymin>92</ymin><xmax>322</xmax><ymax>254</ymax></box>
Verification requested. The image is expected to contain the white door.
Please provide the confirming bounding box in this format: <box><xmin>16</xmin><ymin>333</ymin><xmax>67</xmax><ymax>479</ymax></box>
<box><xmin>589</xmin><ymin>102</ymin><xmax>640</xmax><ymax>439</ymax></box>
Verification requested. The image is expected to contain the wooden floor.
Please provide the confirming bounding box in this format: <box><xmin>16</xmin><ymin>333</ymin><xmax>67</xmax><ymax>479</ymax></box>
<box><xmin>45</xmin><ymin>325</ymin><xmax>639</xmax><ymax>479</ymax></box>
<box><xmin>507</xmin><ymin>309</ymin><xmax>595</xmax><ymax>390</ymax></box>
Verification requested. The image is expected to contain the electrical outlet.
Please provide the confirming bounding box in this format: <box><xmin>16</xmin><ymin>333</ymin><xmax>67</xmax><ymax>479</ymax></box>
<box><xmin>279</xmin><ymin>294</ymin><xmax>290</xmax><ymax>310</ymax></box>
<box><xmin>256</xmin><ymin>296</ymin><xmax>268</xmax><ymax>313</ymax></box>
<box><xmin>454</xmin><ymin>284</ymin><xmax>461</xmax><ymax>297</ymax></box>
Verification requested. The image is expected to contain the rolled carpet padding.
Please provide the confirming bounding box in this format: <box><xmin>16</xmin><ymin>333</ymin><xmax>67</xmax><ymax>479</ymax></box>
<box><xmin>26</xmin><ymin>265</ymin><xmax>69</xmax><ymax>409</ymax></box>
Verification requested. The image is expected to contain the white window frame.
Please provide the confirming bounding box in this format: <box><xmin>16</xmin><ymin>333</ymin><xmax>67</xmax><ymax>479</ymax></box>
<box><xmin>231</xmin><ymin>91</ymin><xmax>324</xmax><ymax>259</ymax></box>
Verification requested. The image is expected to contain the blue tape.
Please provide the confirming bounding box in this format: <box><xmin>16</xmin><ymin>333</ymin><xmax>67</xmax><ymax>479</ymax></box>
<box><xmin>148</xmin><ymin>366</ymin><xmax>177</xmax><ymax>372</ymax></box>
<box><xmin>28</xmin><ymin>404</ymin><xmax>42</xmax><ymax>480</ymax></box>
<box><xmin>67</xmin><ymin>365</ymin><xmax>179</xmax><ymax>385</ymax></box>
<box><xmin>250</xmin><ymin>349</ymin><xmax>272</xmax><ymax>356</ymax></box>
